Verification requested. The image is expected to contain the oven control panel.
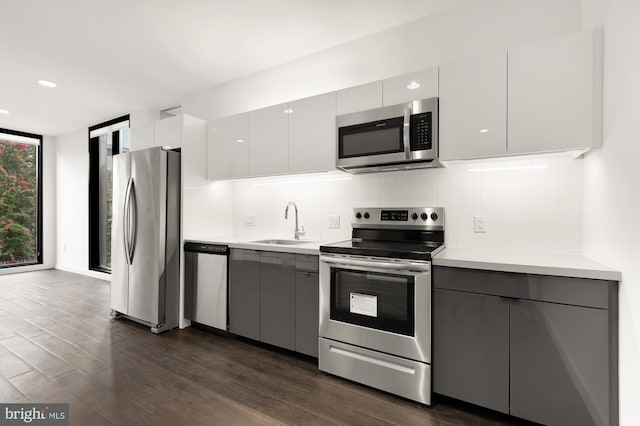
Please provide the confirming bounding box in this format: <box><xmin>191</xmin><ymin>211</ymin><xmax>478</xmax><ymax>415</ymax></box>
<box><xmin>353</xmin><ymin>207</ymin><xmax>444</xmax><ymax>229</ymax></box>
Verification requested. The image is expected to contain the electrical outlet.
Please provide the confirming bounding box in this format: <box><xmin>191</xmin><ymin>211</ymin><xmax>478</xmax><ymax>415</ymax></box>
<box><xmin>243</xmin><ymin>215</ymin><xmax>256</xmax><ymax>227</ymax></box>
<box><xmin>328</xmin><ymin>215</ymin><xmax>340</xmax><ymax>229</ymax></box>
<box><xmin>474</xmin><ymin>215</ymin><xmax>487</xmax><ymax>233</ymax></box>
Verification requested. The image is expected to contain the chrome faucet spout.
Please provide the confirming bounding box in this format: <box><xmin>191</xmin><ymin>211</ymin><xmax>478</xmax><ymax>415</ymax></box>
<box><xmin>284</xmin><ymin>201</ymin><xmax>305</xmax><ymax>240</ymax></box>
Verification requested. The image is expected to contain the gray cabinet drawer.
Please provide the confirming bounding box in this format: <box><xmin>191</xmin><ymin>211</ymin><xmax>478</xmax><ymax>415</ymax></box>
<box><xmin>296</xmin><ymin>254</ymin><xmax>319</xmax><ymax>272</ymax></box>
<box><xmin>434</xmin><ymin>266</ymin><xmax>611</xmax><ymax>309</ymax></box>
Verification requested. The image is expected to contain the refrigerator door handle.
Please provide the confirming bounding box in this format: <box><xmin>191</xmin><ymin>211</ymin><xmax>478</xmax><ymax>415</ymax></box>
<box><xmin>123</xmin><ymin>177</ymin><xmax>133</xmax><ymax>265</ymax></box>
<box><xmin>128</xmin><ymin>179</ymin><xmax>138</xmax><ymax>264</ymax></box>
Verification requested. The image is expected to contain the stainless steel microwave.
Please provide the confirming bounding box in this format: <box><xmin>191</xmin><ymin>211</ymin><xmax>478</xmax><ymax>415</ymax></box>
<box><xmin>336</xmin><ymin>97</ymin><xmax>439</xmax><ymax>173</ymax></box>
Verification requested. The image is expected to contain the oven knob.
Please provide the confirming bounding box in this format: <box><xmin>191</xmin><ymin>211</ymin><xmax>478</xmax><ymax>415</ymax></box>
<box><xmin>355</xmin><ymin>212</ymin><xmax>362</xmax><ymax>219</ymax></box>
<box><xmin>363</xmin><ymin>212</ymin><xmax>370</xmax><ymax>219</ymax></box>
<box><xmin>431</xmin><ymin>212</ymin><xmax>438</xmax><ymax>221</ymax></box>
<box><xmin>421</xmin><ymin>212</ymin><xmax>428</xmax><ymax>221</ymax></box>
<box><xmin>411</xmin><ymin>212</ymin><xmax>418</xmax><ymax>220</ymax></box>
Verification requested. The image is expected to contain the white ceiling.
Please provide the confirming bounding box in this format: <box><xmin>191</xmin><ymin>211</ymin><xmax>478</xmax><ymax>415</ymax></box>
<box><xmin>0</xmin><ymin>0</ymin><xmax>466</xmax><ymax>136</ymax></box>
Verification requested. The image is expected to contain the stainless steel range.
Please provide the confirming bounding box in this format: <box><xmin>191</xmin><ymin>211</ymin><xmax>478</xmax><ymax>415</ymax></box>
<box><xmin>319</xmin><ymin>207</ymin><xmax>444</xmax><ymax>405</ymax></box>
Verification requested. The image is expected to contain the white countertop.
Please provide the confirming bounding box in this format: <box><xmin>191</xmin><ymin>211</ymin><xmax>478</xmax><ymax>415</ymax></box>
<box><xmin>185</xmin><ymin>235</ymin><xmax>324</xmax><ymax>255</ymax></box>
<box><xmin>185</xmin><ymin>236</ymin><xmax>621</xmax><ymax>281</ymax></box>
<box><xmin>433</xmin><ymin>248</ymin><xmax>621</xmax><ymax>281</ymax></box>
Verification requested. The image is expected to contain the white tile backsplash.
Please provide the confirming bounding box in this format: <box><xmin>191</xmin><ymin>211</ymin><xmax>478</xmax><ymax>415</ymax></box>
<box><xmin>223</xmin><ymin>156</ymin><xmax>584</xmax><ymax>255</ymax></box>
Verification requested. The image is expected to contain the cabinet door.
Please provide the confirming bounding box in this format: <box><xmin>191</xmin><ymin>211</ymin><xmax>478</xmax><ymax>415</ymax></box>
<box><xmin>206</xmin><ymin>113</ymin><xmax>250</xmax><ymax>180</ymax></box>
<box><xmin>129</xmin><ymin>122</ymin><xmax>154</xmax><ymax>152</ymax></box>
<box><xmin>382</xmin><ymin>67</ymin><xmax>438</xmax><ymax>106</ymax></box>
<box><xmin>433</xmin><ymin>289</ymin><xmax>509</xmax><ymax>413</ymax></box>
<box><xmin>249</xmin><ymin>103</ymin><xmax>289</xmax><ymax>176</ymax></box>
<box><xmin>508</xmin><ymin>30</ymin><xmax>602</xmax><ymax>154</ymax></box>
<box><xmin>259</xmin><ymin>252</ymin><xmax>296</xmax><ymax>350</ymax></box>
<box><xmin>229</xmin><ymin>249</ymin><xmax>261</xmax><ymax>340</ymax></box>
<box><xmin>295</xmin><ymin>270</ymin><xmax>319</xmax><ymax>357</ymax></box>
<box><xmin>510</xmin><ymin>299</ymin><xmax>609</xmax><ymax>426</ymax></box>
<box><xmin>288</xmin><ymin>92</ymin><xmax>336</xmax><ymax>173</ymax></box>
<box><xmin>154</xmin><ymin>115</ymin><xmax>182</xmax><ymax>148</ymax></box>
<box><xmin>336</xmin><ymin>81</ymin><xmax>382</xmax><ymax>116</ymax></box>
<box><xmin>439</xmin><ymin>53</ymin><xmax>507</xmax><ymax>160</ymax></box>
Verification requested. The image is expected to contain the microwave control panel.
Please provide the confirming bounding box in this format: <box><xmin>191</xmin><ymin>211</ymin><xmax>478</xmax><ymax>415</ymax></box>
<box><xmin>410</xmin><ymin>112</ymin><xmax>432</xmax><ymax>151</ymax></box>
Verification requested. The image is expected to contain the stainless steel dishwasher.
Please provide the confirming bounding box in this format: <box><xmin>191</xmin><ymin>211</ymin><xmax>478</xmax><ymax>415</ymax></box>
<box><xmin>184</xmin><ymin>242</ymin><xmax>229</xmax><ymax>331</ymax></box>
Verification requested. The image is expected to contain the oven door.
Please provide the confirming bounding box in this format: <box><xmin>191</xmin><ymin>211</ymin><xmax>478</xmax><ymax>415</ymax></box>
<box><xmin>319</xmin><ymin>254</ymin><xmax>431</xmax><ymax>363</ymax></box>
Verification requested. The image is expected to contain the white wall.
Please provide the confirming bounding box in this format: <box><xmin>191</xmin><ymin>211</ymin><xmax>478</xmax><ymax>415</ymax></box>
<box><xmin>42</xmin><ymin>136</ymin><xmax>56</xmax><ymax>269</ymax></box>
<box><xmin>183</xmin><ymin>0</ymin><xmax>582</xmax><ymax>122</ymax></box>
<box><xmin>583</xmin><ymin>0</ymin><xmax>640</xmax><ymax>424</ymax></box>
<box><xmin>54</xmin><ymin>130</ymin><xmax>108</xmax><ymax>280</ymax></box>
<box><xmin>182</xmin><ymin>0</ymin><xmax>586</xmax><ymax>253</ymax></box>
<box><xmin>231</xmin><ymin>157</ymin><xmax>584</xmax><ymax>253</ymax></box>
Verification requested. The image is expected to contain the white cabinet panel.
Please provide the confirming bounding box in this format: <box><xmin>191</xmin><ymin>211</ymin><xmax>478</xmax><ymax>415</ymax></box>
<box><xmin>440</xmin><ymin>53</ymin><xmax>507</xmax><ymax>160</ymax></box>
<box><xmin>288</xmin><ymin>92</ymin><xmax>336</xmax><ymax>173</ymax></box>
<box><xmin>383</xmin><ymin>67</ymin><xmax>438</xmax><ymax>106</ymax></box>
<box><xmin>336</xmin><ymin>81</ymin><xmax>382</xmax><ymax>116</ymax></box>
<box><xmin>249</xmin><ymin>103</ymin><xmax>289</xmax><ymax>176</ymax></box>
<box><xmin>154</xmin><ymin>115</ymin><xmax>182</xmax><ymax>148</ymax></box>
<box><xmin>508</xmin><ymin>30</ymin><xmax>602</xmax><ymax>155</ymax></box>
<box><xmin>129</xmin><ymin>122</ymin><xmax>154</xmax><ymax>152</ymax></box>
<box><xmin>207</xmin><ymin>113</ymin><xmax>250</xmax><ymax>180</ymax></box>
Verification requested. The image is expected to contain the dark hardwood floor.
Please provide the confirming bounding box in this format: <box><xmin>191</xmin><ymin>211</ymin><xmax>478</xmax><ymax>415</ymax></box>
<box><xmin>0</xmin><ymin>269</ymin><xmax>519</xmax><ymax>426</ymax></box>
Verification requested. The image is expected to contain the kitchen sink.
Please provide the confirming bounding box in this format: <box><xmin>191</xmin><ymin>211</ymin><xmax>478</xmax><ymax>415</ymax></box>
<box><xmin>250</xmin><ymin>239</ymin><xmax>308</xmax><ymax>245</ymax></box>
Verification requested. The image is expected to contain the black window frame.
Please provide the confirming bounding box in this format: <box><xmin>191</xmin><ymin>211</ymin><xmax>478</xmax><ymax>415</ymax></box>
<box><xmin>0</xmin><ymin>127</ymin><xmax>43</xmax><ymax>269</ymax></box>
<box><xmin>88</xmin><ymin>114</ymin><xmax>129</xmax><ymax>274</ymax></box>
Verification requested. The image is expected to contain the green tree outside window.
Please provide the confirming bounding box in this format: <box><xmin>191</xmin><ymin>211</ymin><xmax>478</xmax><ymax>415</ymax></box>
<box><xmin>0</xmin><ymin>141</ymin><xmax>37</xmax><ymax>264</ymax></box>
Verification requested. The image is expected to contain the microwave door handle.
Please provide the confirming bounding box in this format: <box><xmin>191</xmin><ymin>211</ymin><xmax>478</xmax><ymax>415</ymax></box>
<box><xmin>403</xmin><ymin>103</ymin><xmax>412</xmax><ymax>159</ymax></box>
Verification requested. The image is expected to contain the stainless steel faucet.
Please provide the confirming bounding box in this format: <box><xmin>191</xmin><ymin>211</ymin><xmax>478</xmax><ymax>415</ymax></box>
<box><xmin>284</xmin><ymin>201</ymin><xmax>305</xmax><ymax>240</ymax></box>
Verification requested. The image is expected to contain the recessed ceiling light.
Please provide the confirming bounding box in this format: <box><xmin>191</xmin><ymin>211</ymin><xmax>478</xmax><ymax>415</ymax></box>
<box><xmin>0</xmin><ymin>109</ymin><xmax>9</xmax><ymax>114</ymax></box>
<box><xmin>284</xmin><ymin>108</ymin><xmax>294</xmax><ymax>114</ymax></box>
<box><xmin>479</xmin><ymin>129</ymin><xmax>489</xmax><ymax>133</ymax></box>
<box><xmin>406</xmin><ymin>81</ymin><xmax>421</xmax><ymax>90</ymax></box>
<box><xmin>38</xmin><ymin>79</ymin><xmax>58</xmax><ymax>88</ymax></box>
<box><xmin>235</xmin><ymin>139</ymin><xmax>245</xmax><ymax>143</ymax></box>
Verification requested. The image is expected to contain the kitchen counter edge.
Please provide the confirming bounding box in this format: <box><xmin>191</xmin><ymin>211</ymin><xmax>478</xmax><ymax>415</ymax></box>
<box><xmin>184</xmin><ymin>236</ymin><xmax>322</xmax><ymax>255</ymax></box>
<box><xmin>433</xmin><ymin>248</ymin><xmax>621</xmax><ymax>282</ymax></box>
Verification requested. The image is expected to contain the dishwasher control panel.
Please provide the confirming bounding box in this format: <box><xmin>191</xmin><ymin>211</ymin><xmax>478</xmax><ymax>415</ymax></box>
<box><xmin>184</xmin><ymin>242</ymin><xmax>229</xmax><ymax>254</ymax></box>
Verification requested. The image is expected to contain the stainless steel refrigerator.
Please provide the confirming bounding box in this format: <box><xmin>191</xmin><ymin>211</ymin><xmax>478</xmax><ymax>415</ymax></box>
<box><xmin>110</xmin><ymin>147</ymin><xmax>181</xmax><ymax>333</ymax></box>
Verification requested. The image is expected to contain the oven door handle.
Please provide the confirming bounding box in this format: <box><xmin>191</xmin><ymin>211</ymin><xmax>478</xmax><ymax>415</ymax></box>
<box><xmin>320</xmin><ymin>255</ymin><xmax>430</xmax><ymax>272</ymax></box>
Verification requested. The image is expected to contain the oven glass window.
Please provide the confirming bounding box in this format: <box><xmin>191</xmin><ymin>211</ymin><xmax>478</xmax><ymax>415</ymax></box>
<box><xmin>338</xmin><ymin>117</ymin><xmax>404</xmax><ymax>158</ymax></box>
<box><xmin>330</xmin><ymin>269</ymin><xmax>415</xmax><ymax>336</ymax></box>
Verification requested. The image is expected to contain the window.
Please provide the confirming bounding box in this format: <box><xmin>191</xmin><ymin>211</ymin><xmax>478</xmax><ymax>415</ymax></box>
<box><xmin>88</xmin><ymin>115</ymin><xmax>129</xmax><ymax>273</ymax></box>
<box><xmin>0</xmin><ymin>129</ymin><xmax>43</xmax><ymax>267</ymax></box>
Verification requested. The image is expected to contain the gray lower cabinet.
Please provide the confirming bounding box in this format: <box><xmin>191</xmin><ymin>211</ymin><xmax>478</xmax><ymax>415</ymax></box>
<box><xmin>433</xmin><ymin>266</ymin><xmax>618</xmax><ymax>426</ymax></box>
<box><xmin>259</xmin><ymin>252</ymin><xmax>296</xmax><ymax>350</ymax></box>
<box><xmin>433</xmin><ymin>289</ymin><xmax>509</xmax><ymax>413</ymax></box>
<box><xmin>229</xmin><ymin>249</ymin><xmax>319</xmax><ymax>356</ymax></box>
<box><xmin>295</xmin><ymin>270</ymin><xmax>319</xmax><ymax>357</ymax></box>
<box><xmin>229</xmin><ymin>249</ymin><xmax>260</xmax><ymax>340</ymax></box>
<box><xmin>510</xmin><ymin>299</ymin><xmax>609</xmax><ymax>426</ymax></box>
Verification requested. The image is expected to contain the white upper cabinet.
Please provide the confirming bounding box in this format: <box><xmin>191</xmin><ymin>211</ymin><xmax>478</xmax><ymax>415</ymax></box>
<box><xmin>383</xmin><ymin>67</ymin><xmax>439</xmax><ymax>106</ymax></box>
<box><xmin>154</xmin><ymin>115</ymin><xmax>182</xmax><ymax>148</ymax></box>
<box><xmin>249</xmin><ymin>103</ymin><xmax>289</xmax><ymax>176</ymax></box>
<box><xmin>336</xmin><ymin>81</ymin><xmax>382</xmax><ymax>116</ymax></box>
<box><xmin>508</xmin><ymin>30</ymin><xmax>603</xmax><ymax>155</ymax></box>
<box><xmin>439</xmin><ymin>53</ymin><xmax>507</xmax><ymax>161</ymax></box>
<box><xmin>288</xmin><ymin>92</ymin><xmax>336</xmax><ymax>173</ymax></box>
<box><xmin>129</xmin><ymin>121</ymin><xmax>155</xmax><ymax>152</ymax></box>
<box><xmin>207</xmin><ymin>113</ymin><xmax>250</xmax><ymax>180</ymax></box>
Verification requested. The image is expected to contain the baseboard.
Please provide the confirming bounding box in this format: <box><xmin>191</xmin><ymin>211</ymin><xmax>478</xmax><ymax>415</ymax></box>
<box><xmin>0</xmin><ymin>264</ymin><xmax>55</xmax><ymax>275</ymax></box>
<box><xmin>54</xmin><ymin>264</ymin><xmax>111</xmax><ymax>281</ymax></box>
